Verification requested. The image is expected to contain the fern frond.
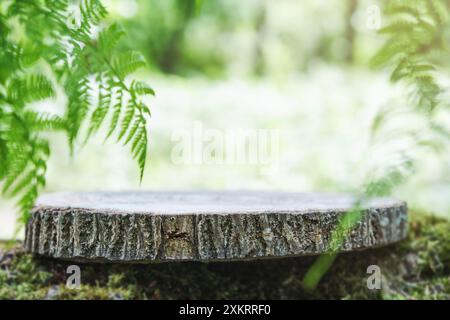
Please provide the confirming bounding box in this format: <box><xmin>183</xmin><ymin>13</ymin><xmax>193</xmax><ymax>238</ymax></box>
<box><xmin>124</xmin><ymin>118</ymin><xmax>140</xmax><ymax>146</ymax></box>
<box><xmin>425</xmin><ymin>0</ymin><xmax>449</xmax><ymax>25</ymax></box>
<box><xmin>117</xmin><ymin>99</ymin><xmax>137</xmax><ymax>141</ymax></box>
<box><xmin>44</xmin><ymin>0</ymin><xmax>70</xmax><ymax>13</ymax></box>
<box><xmin>2</xmin><ymin>150</ymin><xmax>30</xmax><ymax>194</ymax></box>
<box><xmin>116</xmin><ymin>100</ymin><xmax>148</xmax><ymax>179</ymax></box>
<box><xmin>70</xmin><ymin>0</ymin><xmax>107</xmax><ymax>42</ymax></box>
<box><xmin>106</xmin><ymin>88</ymin><xmax>123</xmax><ymax>139</ymax></box>
<box><xmin>132</xmin><ymin>81</ymin><xmax>156</xmax><ymax>97</ymax></box>
<box><xmin>9</xmin><ymin>170</ymin><xmax>36</xmax><ymax>197</ymax></box>
<box><xmin>379</xmin><ymin>20</ymin><xmax>417</xmax><ymax>34</ymax></box>
<box><xmin>1</xmin><ymin>0</ymin><xmax>153</xmax><ymax>224</ymax></box>
<box><xmin>370</xmin><ymin>38</ymin><xmax>410</xmax><ymax>68</ymax></box>
<box><xmin>23</xmin><ymin>111</ymin><xmax>67</xmax><ymax>131</ymax></box>
<box><xmin>87</xmin><ymin>73</ymin><xmax>112</xmax><ymax>137</ymax></box>
<box><xmin>66</xmin><ymin>76</ymin><xmax>91</xmax><ymax>147</ymax></box>
<box><xmin>7</xmin><ymin>74</ymin><xmax>54</xmax><ymax>107</ymax></box>
<box><xmin>81</xmin><ymin>0</ymin><xmax>107</xmax><ymax>26</ymax></box>
<box><xmin>373</xmin><ymin>0</ymin><xmax>448</xmax><ymax>113</ymax></box>
<box><xmin>112</xmin><ymin>51</ymin><xmax>147</xmax><ymax>79</ymax></box>
<box><xmin>98</xmin><ymin>23</ymin><xmax>127</xmax><ymax>57</ymax></box>
<box><xmin>132</xmin><ymin>122</ymin><xmax>147</xmax><ymax>181</ymax></box>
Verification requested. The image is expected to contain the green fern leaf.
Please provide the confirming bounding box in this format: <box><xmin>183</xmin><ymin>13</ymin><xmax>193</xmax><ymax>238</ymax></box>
<box><xmin>112</xmin><ymin>51</ymin><xmax>146</xmax><ymax>79</ymax></box>
<box><xmin>117</xmin><ymin>99</ymin><xmax>136</xmax><ymax>141</ymax></box>
<box><xmin>7</xmin><ymin>74</ymin><xmax>54</xmax><ymax>106</ymax></box>
<box><xmin>1</xmin><ymin>0</ymin><xmax>153</xmax><ymax>225</ymax></box>
<box><xmin>379</xmin><ymin>20</ymin><xmax>417</xmax><ymax>34</ymax></box>
<box><xmin>87</xmin><ymin>74</ymin><xmax>112</xmax><ymax>137</ymax></box>
<box><xmin>132</xmin><ymin>81</ymin><xmax>156</xmax><ymax>96</ymax></box>
<box><xmin>98</xmin><ymin>23</ymin><xmax>126</xmax><ymax>56</ymax></box>
<box><xmin>106</xmin><ymin>89</ymin><xmax>123</xmax><ymax>139</ymax></box>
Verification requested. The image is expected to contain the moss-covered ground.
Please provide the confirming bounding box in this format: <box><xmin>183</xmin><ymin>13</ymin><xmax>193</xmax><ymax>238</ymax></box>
<box><xmin>1</xmin><ymin>212</ymin><xmax>449</xmax><ymax>300</ymax></box>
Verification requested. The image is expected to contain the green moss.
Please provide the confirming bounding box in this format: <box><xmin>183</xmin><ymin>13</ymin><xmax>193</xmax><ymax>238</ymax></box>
<box><xmin>1</xmin><ymin>212</ymin><xmax>449</xmax><ymax>300</ymax></box>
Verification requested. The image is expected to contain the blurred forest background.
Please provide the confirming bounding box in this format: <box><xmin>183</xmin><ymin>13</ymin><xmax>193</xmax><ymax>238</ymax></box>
<box><xmin>1</xmin><ymin>0</ymin><xmax>449</xmax><ymax>238</ymax></box>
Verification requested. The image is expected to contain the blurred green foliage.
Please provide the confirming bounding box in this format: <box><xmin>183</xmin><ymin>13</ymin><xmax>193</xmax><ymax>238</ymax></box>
<box><xmin>120</xmin><ymin>0</ymin><xmax>202</xmax><ymax>74</ymax></box>
<box><xmin>116</xmin><ymin>0</ymin><xmax>377</xmax><ymax>78</ymax></box>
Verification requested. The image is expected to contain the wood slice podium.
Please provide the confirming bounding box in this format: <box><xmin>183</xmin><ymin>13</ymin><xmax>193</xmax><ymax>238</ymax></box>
<box><xmin>24</xmin><ymin>191</ymin><xmax>408</xmax><ymax>262</ymax></box>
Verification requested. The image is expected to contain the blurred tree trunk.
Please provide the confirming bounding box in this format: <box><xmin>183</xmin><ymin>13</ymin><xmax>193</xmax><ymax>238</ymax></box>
<box><xmin>253</xmin><ymin>0</ymin><xmax>267</xmax><ymax>76</ymax></box>
<box><xmin>159</xmin><ymin>0</ymin><xmax>197</xmax><ymax>73</ymax></box>
<box><xmin>344</xmin><ymin>0</ymin><xmax>358</xmax><ymax>63</ymax></box>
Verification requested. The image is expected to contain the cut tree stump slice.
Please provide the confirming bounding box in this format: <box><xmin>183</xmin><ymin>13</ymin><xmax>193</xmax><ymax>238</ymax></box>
<box><xmin>24</xmin><ymin>191</ymin><xmax>408</xmax><ymax>263</ymax></box>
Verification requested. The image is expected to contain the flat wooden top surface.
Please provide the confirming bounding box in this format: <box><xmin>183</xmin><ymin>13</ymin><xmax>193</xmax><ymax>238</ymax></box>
<box><xmin>35</xmin><ymin>191</ymin><xmax>404</xmax><ymax>215</ymax></box>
